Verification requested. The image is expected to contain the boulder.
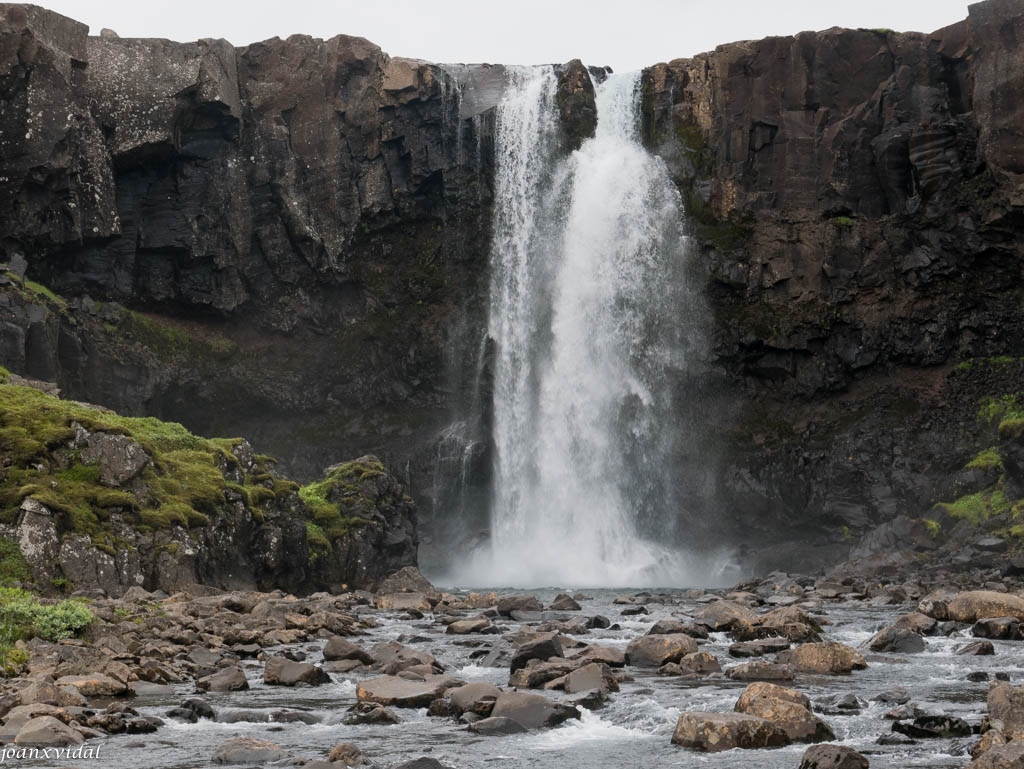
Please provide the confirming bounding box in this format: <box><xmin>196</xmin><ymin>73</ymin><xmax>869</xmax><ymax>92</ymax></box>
<box><xmin>571</xmin><ymin>645</ymin><xmax>626</xmax><ymax>667</ymax></box>
<box><xmin>510</xmin><ymin>633</ymin><xmax>562</xmax><ymax>673</ymax></box>
<box><xmin>263</xmin><ymin>656</ymin><xmax>331</xmax><ymax>686</ymax></box>
<box><xmin>969</xmin><ymin>742</ymin><xmax>1024</xmax><ymax>768</ymax></box>
<box><xmin>344</xmin><ymin>702</ymin><xmax>400</xmax><ymax>725</ymax></box>
<box><xmin>468</xmin><ymin>716</ymin><xmax>529</xmax><ymax>736</ymax></box>
<box><xmin>489</xmin><ymin>691</ymin><xmax>579</xmax><ymax>729</ymax></box>
<box><xmin>376</xmin><ymin>566</ymin><xmax>437</xmax><ymax>596</ymax></box>
<box><xmin>565</xmin><ymin>663</ymin><xmax>619</xmax><ymax>694</ymax></box>
<box><xmin>695</xmin><ymin>600</ymin><xmax>758</xmax><ymax>631</ymax></box>
<box><xmin>328</xmin><ymin>743</ymin><xmax>367</xmax><ymax>766</ymax></box>
<box><xmin>918</xmin><ymin>588</ymin><xmax>958</xmax><ymax>621</ymax></box>
<box><xmin>376</xmin><ymin>593</ymin><xmax>433</xmax><ymax>612</ymax></box>
<box><xmin>212</xmin><ymin>737</ymin><xmax>288</xmax><ymax>764</ymax></box>
<box><xmin>371</xmin><ymin>641</ymin><xmax>439</xmax><ymax>674</ymax></box>
<box><xmin>726</xmin><ymin>662</ymin><xmax>795</xmax><ymax>681</ymax></box>
<box><xmin>497</xmin><ymin>595</ymin><xmax>543</xmax><ymax>616</ymax></box>
<box><xmin>946</xmin><ymin>592</ymin><xmax>1024</xmax><ymax>623</ymax></box>
<box><xmin>448</xmin><ymin>682</ymin><xmax>501</xmax><ymax>716</ymax></box>
<box><xmin>13</xmin><ymin>715</ymin><xmax>84</xmax><ymax>746</ymax></box>
<box><xmin>508</xmin><ymin>660</ymin><xmax>577</xmax><ymax>689</ymax></box>
<box><xmin>196</xmin><ymin>665</ymin><xmax>249</xmax><ymax>692</ymax></box>
<box><xmin>356</xmin><ymin>675</ymin><xmax>460</xmax><ymax>708</ymax></box>
<box><xmin>777</xmin><ymin>642</ymin><xmax>867</xmax><ymax>674</ymax></box>
<box><xmin>548</xmin><ymin>594</ymin><xmax>581</xmax><ymax>611</ymax></box>
<box><xmin>323</xmin><ymin>637</ymin><xmax>375</xmax><ymax>664</ymax></box>
<box><xmin>54</xmin><ymin>672</ymin><xmax>131</xmax><ymax>697</ymax></box>
<box><xmin>672</xmin><ymin>712</ymin><xmax>790</xmax><ymax>752</ymax></box>
<box><xmin>735</xmin><ymin>682</ymin><xmax>835</xmax><ymax>743</ymax></box>
<box><xmin>80</xmin><ymin>432</ymin><xmax>149</xmax><ymax>486</ymax></box>
<box><xmin>957</xmin><ymin>640</ymin><xmax>996</xmax><ymax>656</ymax></box>
<box><xmin>446</xmin><ymin>617</ymin><xmax>491</xmax><ymax>635</ymax></box>
<box><xmin>799</xmin><ymin>744</ymin><xmax>870</xmax><ymax>769</ymax></box>
<box><xmin>988</xmin><ymin>683</ymin><xmax>1024</xmax><ymax>739</ymax></box>
<box><xmin>665</xmin><ymin>651</ymin><xmax>722</xmax><ymax>676</ymax></box>
<box><xmin>626</xmin><ymin>634</ymin><xmax>698</xmax><ymax>667</ymax></box>
<box><xmin>974</xmin><ymin>617</ymin><xmax>1023</xmax><ymax>640</ymax></box>
<box><xmin>391</xmin><ymin>760</ymin><xmax>452</xmax><ymax>769</ymax></box>
<box><xmin>893</xmin><ymin>714</ymin><xmax>973</xmax><ymax>738</ymax></box>
<box><xmin>729</xmin><ymin>638</ymin><xmax>792</xmax><ymax>657</ymax></box>
<box><xmin>867</xmin><ymin>627</ymin><xmax>927</xmax><ymax>653</ymax></box>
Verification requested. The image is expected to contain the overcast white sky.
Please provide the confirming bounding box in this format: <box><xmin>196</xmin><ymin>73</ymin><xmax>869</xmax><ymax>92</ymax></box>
<box><xmin>40</xmin><ymin>1</ymin><xmax>971</xmax><ymax>72</ymax></box>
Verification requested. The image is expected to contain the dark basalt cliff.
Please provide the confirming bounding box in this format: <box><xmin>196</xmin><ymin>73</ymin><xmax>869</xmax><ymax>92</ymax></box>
<box><xmin>1</xmin><ymin>1</ymin><xmax>1023</xmax><ymax>572</ymax></box>
<box><xmin>642</xmin><ymin>0</ymin><xmax>1024</xmax><ymax>565</ymax></box>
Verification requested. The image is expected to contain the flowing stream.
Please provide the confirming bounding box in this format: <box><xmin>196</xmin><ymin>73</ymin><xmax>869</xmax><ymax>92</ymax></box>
<box><xmin>453</xmin><ymin>68</ymin><xmax>713</xmax><ymax>587</ymax></box>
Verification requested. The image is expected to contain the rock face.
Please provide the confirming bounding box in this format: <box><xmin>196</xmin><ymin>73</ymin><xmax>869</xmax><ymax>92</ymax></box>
<box><xmin>2</xmin><ymin>1</ymin><xmax>1024</xmax><ymax>574</ymax></box>
<box><xmin>641</xmin><ymin>0</ymin><xmax>1024</xmax><ymax>568</ymax></box>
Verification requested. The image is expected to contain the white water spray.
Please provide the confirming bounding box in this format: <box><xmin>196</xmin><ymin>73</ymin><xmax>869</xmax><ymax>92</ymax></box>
<box><xmin>456</xmin><ymin>68</ymin><xmax>716</xmax><ymax>588</ymax></box>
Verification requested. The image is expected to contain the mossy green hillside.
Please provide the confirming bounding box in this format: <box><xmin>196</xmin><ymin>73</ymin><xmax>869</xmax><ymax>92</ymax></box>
<box><xmin>0</xmin><ymin>379</ymin><xmax>287</xmax><ymax>549</ymax></box>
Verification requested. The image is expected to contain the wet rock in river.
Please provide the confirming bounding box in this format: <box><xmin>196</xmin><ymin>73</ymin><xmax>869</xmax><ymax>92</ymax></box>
<box><xmin>974</xmin><ymin>617</ymin><xmax>1024</xmax><ymax>640</ymax></box>
<box><xmin>13</xmin><ymin>715</ymin><xmax>84</xmax><ymax>747</ymax></box>
<box><xmin>510</xmin><ymin>633</ymin><xmax>562</xmax><ymax>672</ymax></box>
<box><xmin>565</xmin><ymin>662</ymin><xmax>619</xmax><ymax>694</ymax></box>
<box><xmin>988</xmin><ymin>682</ymin><xmax>1024</xmax><ymax>739</ymax></box>
<box><xmin>660</xmin><ymin>651</ymin><xmax>722</xmax><ymax>677</ymax></box>
<box><xmin>263</xmin><ymin>656</ymin><xmax>331</xmax><ymax>686</ymax></box>
<box><xmin>969</xmin><ymin>741</ymin><xmax>1024</xmax><ymax>768</ymax></box>
<box><xmin>798</xmin><ymin>744</ymin><xmax>870</xmax><ymax>768</ymax></box>
<box><xmin>212</xmin><ymin>737</ymin><xmax>288</xmax><ymax>764</ymax></box>
<box><xmin>695</xmin><ymin>600</ymin><xmax>759</xmax><ymax>631</ymax></box>
<box><xmin>726</xmin><ymin>661</ymin><xmax>795</xmax><ymax>682</ymax></box>
<box><xmin>356</xmin><ymin>674</ymin><xmax>462</xmax><ymax>708</ymax></box>
<box><xmin>672</xmin><ymin>711</ymin><xmax>790</xmax><ymax>752</ymax></box>
<box><xmin>893</xmin><ymin>714</ymin><xmax>973</xmax><ymax>738</ymax></box>
<box><xmin>957</xmin><ymin>640</ymin><xmax>997</xmax><ymax>656</ymax></box>
<box><xmin>729</xmin><ymin>638</ymin><xmax>792</xmax><ymax>657</ymax></box>
<box><xmin>344</xmin><ymin>701</ymin><xmax>400</xmax><ymax>725</ymax></box>
<box><xmin>548</xmin><ymin>593</ymin><xmax>581</xmax><ymax>611</ymax></box>
<box><xmin>196</xmin><ymin>665</ymin><xmax>249</xmax><ymax>692</ymax></box>
<box><xmin>488</xmin><ymin>691</ymin><xmax>580</xmax><ymax>730</ymax></box>
<box><xmin>776</xmin><ymin>642</ymin><xmax>867</xmax><ymax>674</ymax></box>
<box><xmin>625</xmin><ymin>633</ymin><xmax>698</xmax><ymax>667</ymax></box>
<box><xmin>328</xmin><ymin>742</ymin><xmax>367</xmax><ymax>766</ymax></box>
<box><xmin>323</xmin><ymin>636</ymin><xmax>375</xmax><ymax>664</ymax></box>
<box><xmin>734</xmin><ymin>682</ymin><xmax>835</xmax><ymax>743</ymax></box>
<box><xmin>447</xmin><ymin>682</ymin><xmax>501</xmax><ymax>716</ymax></box>
<box><xmin>497</xmin><ymin>595</ymin><xmax>543</xmax><ymax>616</ymax></box>
<box><xmin>947</xmin><ymin>592</ymin><xmax>1024</xmax><ymax>623</ymax></box>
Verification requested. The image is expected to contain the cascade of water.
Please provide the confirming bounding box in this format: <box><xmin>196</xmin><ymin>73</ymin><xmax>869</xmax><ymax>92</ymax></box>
<box><xmin>450</xmin><ymin>68</ymin><xmax>720</xmax><ymax>588</ymax></box>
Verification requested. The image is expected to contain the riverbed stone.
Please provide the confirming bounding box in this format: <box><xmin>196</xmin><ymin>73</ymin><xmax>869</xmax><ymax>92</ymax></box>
<box><xmin>735</xmin><ymin>682</ymin><xmax>835</xmax><ymax>743</ymax></box>
<box><xmin>988</xmin><ymin>682</ymin><xmax>1024</xmax><ymax>739</ymax></box>
<box><xmin>196</xmin><ymin>665</ymin><xmax>248</xmax><ymax>692</ymax></box>
<box><xmin>799</xmin><ymin>744</ymin><xmax>870</xmax><ymax>769</ymax></box>
<box><xmin>212</xmin><ymin>736</ymin><xmax>288</xmax><ymax>764</ymax></box>
<box><xmin>565</xmin><ymin>662</ymin><xmax>619</xmax><ymax>694</ymax></box>
<box><xmin>489</xmin><ymin>691</ymin><xmax>579</xmax><ymax>729</ymax></box>
<box><xmin>777</xmin><ymin>642</ymin><xmax>867</xmax><ymax>674</ymax></box>
<box><xmin>626</xmin><ymin>633</ymin><xmax>698</xmax><ymax>667</ymax></box>
<box><xmin>974</xmin><ymin>617</ymin><xmax>1023</xmax><ymax>640</ymax></box>
<box><xmin>328</xmin><ymin>743</ymin><xmax>367</xmax><ymax>766</ymax></box>
<box><xmin>447</xmin><ymin>682</ymin><xmax>501</xmax><ymax>716</ymax></box>
<box><xmin>726</xmin><ymin>661</ymin><xmax>795</xmax><ymax>681</ymax></box>
<box><xmin>729</xmin><ymin>638</ymin><xmax>792</xmax><ymax>657</ymax></box>
<box><xmin>549</xmin><ymin>594</ymin><xmax>581</xmax><ymax>611</ymax></box>
<box><xmin>510</xmin><ymin>633</ymin><xmax>562</xmax><ymax>672</ymax></box>
<box><xmin>446</xmin><ymin>617</ymin><xmax>491</xmax><ymax>635</ymax></box>
<box><xmin>323</xmin><ymin>637</ymin><xmax>375</xmax><ymax>664</ymax></box>
<box><xmin>947</xmin><ymin>592</ymin><xmax>1024</xmax><ymax>623</ymax></box>
<box><xmin>357</xmin><ymin>675</ymin><xmax>461</xmax><ymax>708</ymax></box>
<box><xmin>13</xmin><ymin>715</ymin><xmax>84</xmax><ymax>746</ymax></box>
<box><xmin>695</xmin><ymin>600</ymin><xmax>759</xmax><ymax>631</ymax></box>
<box><xmin>263</xmin><ymin>656</ymin><xmax>331</xmax><ymax>686</ymax></box>
<box><xmin>969</xmin><ymin>741</ymin><xmax>1024</xmax><ymax>768</ymax></box>
<box><xmin>672</xmin><ymin>711</ymin><xmax>790</xmax><ymax>752</ymax></box>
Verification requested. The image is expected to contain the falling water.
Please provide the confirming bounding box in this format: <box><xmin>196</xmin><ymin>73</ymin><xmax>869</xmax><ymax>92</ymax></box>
<box><xmin>454</xmin><ymin>67</ymin><xmax>715</xmax><ymax>588</ymax></box>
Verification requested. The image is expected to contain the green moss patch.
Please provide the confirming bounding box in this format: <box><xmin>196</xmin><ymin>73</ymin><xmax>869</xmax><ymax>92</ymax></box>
<box><xmin>298</xmin><ymin>458</ymin><xmax>383</xmax><ymax>539</ymax></box>
<box><xmin>0</xmin><ymin>382</ymin><xmax>279</xmax><ymax>537</ymax></box>
<box><xmin>0</xmin><ymin>586</ymin><xmax>93</xmax><ymax>676</ymax></box>
<box><xmin>0</xmin><ymin>538</ymin><xmax>30</xmax><ymax>586</ymax></box>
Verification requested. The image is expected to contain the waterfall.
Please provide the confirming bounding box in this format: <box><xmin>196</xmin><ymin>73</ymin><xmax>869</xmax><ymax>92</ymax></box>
<box><xmin>451</xmin><ymin>66</ymin><xmax>717</xmax><ymax>588</ymax></box>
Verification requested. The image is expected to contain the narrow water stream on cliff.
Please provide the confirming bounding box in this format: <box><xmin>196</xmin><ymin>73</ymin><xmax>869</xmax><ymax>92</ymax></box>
<box><xmin>36</xmin><ymin>589</ymin><xmax>1003</xmax><ymax>769</ymax></box>
<box><xmin>446</xmin><ymin>68</ymin><xmax>717</xmax><ymax>588</ymax></box>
